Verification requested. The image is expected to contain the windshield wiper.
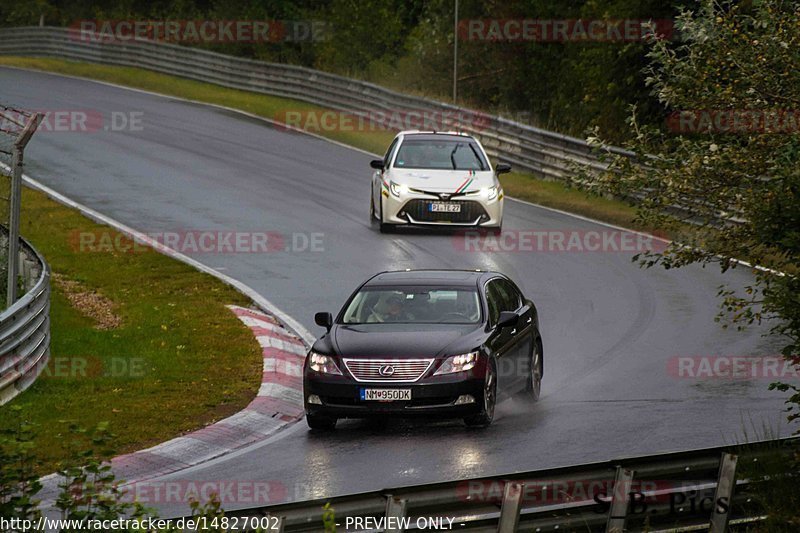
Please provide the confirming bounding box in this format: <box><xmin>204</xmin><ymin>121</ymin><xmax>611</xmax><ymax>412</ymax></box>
<box><xmin>450</xmin><ymin>144</ymin><xmax>461</xmax><ymax>169</ymax></box>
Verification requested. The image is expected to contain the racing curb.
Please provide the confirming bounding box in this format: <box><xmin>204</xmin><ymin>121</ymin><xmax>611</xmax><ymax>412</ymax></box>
<box><xmin>109</xmin><ymin>305</ymin><xmax>306</xmax><ymax>485</ymax></box>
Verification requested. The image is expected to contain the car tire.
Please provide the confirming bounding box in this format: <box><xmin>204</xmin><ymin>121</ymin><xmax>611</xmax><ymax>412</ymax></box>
<box><xmin>525</xmin><ymin>339</ymin><xmax>543</xmax><ymax>401</ymax></box>
<box><xmin>306</xmin><ymin>413</ymin><xmax>337</xmax><ymax>430</ymax></box>
<box><xmin>464</xmin><ymin>362</ymin><xmax>496</xmax><ymax>427</ymax></box>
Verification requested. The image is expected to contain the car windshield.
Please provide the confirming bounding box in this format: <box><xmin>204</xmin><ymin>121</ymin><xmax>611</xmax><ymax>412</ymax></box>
<box><xmin>341</xmin><ymin>286</ymin><xmax>482</xmax><ymax>324</ymax></box>
<box><xmin>393</xmin><ymin>139</ymin><xmax>488</xmax><ymax>170</ymax></box>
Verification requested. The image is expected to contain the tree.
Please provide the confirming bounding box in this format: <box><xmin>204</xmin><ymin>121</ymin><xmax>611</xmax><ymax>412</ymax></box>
<box><xmin>579</xmin><ymin>0</ymin><xmax>800</xmax><ymax>428</ymax></box>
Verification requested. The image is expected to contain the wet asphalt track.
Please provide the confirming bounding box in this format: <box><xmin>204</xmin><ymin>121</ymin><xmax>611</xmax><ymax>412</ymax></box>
<box><xmin>0</xmin><ymin>67</ymin><xmax>792</xmax><ymax>516</ymax></box>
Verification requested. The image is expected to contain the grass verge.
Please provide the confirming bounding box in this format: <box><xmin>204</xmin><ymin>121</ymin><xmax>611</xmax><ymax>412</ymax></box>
<box><xmin>0</xmin><ymin>187</ymin><xmax>262</xmax><ymax>473</ymax></box>
<box><xmin>0</xmin><ymin>56</ymin><xmax>648</xmax><ymax>232</ymax></box>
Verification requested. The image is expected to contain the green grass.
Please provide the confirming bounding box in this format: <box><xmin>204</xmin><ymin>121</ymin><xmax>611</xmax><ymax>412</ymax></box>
<box><xmin>0</xmin><ymin>56</ymin><xmax>647</xmax><ymax>232</ymax></box>
<box><xmin>1</xmin><ymin>187</ymin><xmax>262</xmax><ymax>472</ymax></box>
<box><xmin>500</xmin><ymin>171</ymin><xmax>642</xmax><ymax>229</ymax></box>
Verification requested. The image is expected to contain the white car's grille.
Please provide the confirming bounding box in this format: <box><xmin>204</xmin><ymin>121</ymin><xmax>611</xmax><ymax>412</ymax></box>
<box><xmin>343</xmin><ymin>358</ymin><xmax>434</xmax><ymax>383</ymax></box>
<box><xmin>402</xmin><ymin>199</ymin><xmax>487</xmax><ymax>223</ymax></box>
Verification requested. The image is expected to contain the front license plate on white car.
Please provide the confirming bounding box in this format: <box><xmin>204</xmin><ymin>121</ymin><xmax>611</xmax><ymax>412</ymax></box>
<box><xmin>360</xmin><ymin>388</ymin><xmax>411</xmax><ymax>401</ymax></box>
<box><xmin>429</xmin><ymin>202</ymin><xmax>462</xmax><ymax>213</ymax></box>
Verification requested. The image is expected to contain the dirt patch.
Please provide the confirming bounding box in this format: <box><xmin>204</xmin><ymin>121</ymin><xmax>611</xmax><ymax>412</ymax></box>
<box><xmin>51</xmin><ymin>273</ymin><xmax>122</xmax><ymax>330</ymax></box>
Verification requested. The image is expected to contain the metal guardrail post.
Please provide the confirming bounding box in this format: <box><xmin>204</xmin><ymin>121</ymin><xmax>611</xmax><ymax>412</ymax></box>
<box><xmin>497</xmin><ymin>482</ymin><xmax>524</xmax><ymax>532</ymax></box>
<box><xmin>7</xmin><ymin>146</ymin><xmax>22</xmax><ymax>306</ymax></box>
<box><xmin>709</xmin><ymin>453</ymin><xmax>738</xmax><ymax>533</ymax></box>
<box><xmin>606</xmin><ymin>467</ymin><xmax>634</xmax><ymax>533</ymax></box>
<box><xmin>385</xmin><ymin>495</ymin><xmax>407</xmax><ymax>533</ymax></box>
<box><xmin>5</xmin><ymin>111</ymin><xmax>41</xmax><ymax>307</ymax></box>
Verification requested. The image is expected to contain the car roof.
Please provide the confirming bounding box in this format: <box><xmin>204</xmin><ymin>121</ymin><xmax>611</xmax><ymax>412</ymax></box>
<box><xmin>364</xmin><ymin>269</ymin><xmax>499</xmax><ymax>288</ymax></box>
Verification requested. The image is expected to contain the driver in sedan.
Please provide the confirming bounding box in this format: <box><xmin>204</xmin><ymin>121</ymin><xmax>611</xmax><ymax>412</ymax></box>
<box><xmin>367</xmin><ymin>294</ymin><xmax>412</xmax><ymax>323</ymax></box>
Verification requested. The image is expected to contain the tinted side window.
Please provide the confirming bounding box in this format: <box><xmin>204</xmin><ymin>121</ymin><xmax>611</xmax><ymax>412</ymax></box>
<box><xmin>485</xmin><ymin>281</ymin><xmax>503</xmax><ymax>326</ymax></box>
<box><xmin>498</xmin><ymin>280</ymin><xmax>522</xmax><ymax>311</ymax></box>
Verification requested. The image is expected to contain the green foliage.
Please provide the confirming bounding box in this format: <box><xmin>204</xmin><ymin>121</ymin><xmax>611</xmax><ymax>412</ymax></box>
<box><xmin>314</xmin><ymin>0</ymin><xmax>424</xmax><ymax>75</ymax></box>
<box><xmin>577</xmin><ymin>0</ymin><xmax>800</xmax><ymax>429</ymax></box>
<box><xmin>53</xmin><ymin>421</ymin><xmax>149</xmax><ymax>530</ymax></box>
<box><xmin>322</xmin><ymin>502</ymin><xmax>337</xmax><ymax>532</ymax></box>
<box><xmin>0</xmin><ymin>406</ymin><xmax>42</xmax><ymax>525</ymax></box>
<box><xmin>737</xmin><ymin>441</ymin><xmax>800</xmax><ymax>531</ymax></box>
<box><xmin>0</xmin><ymin>0</ymin><xmax>56</xmax><ymax>26</ymax></box>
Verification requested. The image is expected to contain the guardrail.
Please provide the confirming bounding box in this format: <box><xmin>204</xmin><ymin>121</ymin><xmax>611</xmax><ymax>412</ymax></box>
<box><xmin>0</xmin><ymin>234</ymin><xmax>50</xmax><ymax>405</ymax></box>
<box><xmin>0</xmin><ymin>26</ymin><xmax>632</xmax><ymax>182</ymax></box>
<box><xmin>199</xmin><ymin>437</ymin><xmax>797</xmax><ymax>532</ymax></box>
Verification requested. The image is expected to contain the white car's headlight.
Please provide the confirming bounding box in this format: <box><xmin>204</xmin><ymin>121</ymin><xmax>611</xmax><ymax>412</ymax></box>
<box><xmin>308</xmin><ymin>351</ymin><xmax>342</xmax><ymax>375</ymax></box>
<box><xmin>434</xmin><ymin>351</ymin><xmax>479</xmax><ymax>375</ymax></box>
<box><xmin>480</xmin><ymin>186</ymin><xmax>499</xmax><ymax>201</ymax></box>
<box><xmin>390</xmin><ymin>181</ymin><xmax>409</xmax><ymax>197</ymax></box>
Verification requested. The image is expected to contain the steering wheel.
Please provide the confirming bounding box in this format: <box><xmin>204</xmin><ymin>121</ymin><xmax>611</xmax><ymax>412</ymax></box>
<box><xmin>438</xmin><ymin>312</ymin><xmax>470</xmax><ymax>322</ymax></box>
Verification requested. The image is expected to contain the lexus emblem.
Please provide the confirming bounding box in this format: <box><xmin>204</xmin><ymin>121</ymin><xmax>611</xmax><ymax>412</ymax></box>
<box><xmin>379</xmin><ymin>365</ymin><xmax>395</xmax><ymax>376</ymax></box>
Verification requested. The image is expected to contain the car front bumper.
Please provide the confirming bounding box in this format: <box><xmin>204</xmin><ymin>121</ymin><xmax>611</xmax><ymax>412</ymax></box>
<box><xmin>381</xmin><ymin>190</ymin><xmax>503</xmax><ymax>227</ymax></box>
<box><xmin>304</xmin><ymin>373</ymin><xmax>485</xmax><ymax>419</ymax></box>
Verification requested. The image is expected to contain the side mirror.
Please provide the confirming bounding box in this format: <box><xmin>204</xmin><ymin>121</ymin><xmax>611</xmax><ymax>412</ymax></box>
<box><xmin>314</xmin><ymin>311</ymin><xmax>333</xmax><ymax>331</ymax></box>
<box><xmin>370</xmin><ymin>159</ymin><xmax>385</xmax><ymax>170</ymax></box>
<box><xmin>497</xmin><ymin>311</ymin><xmax>519</xmax><ymax>329</ymax></box>
<box><xmin>495</xmin><ymin>163</ymin><xmax>512</xmax><ymax>175</ymax></box>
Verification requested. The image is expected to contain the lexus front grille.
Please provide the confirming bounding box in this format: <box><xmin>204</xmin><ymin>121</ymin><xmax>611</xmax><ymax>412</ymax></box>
<box><xmin>342</xmin><ymin>358</ymin><xmax>434</xmax><ymax>383</ymax></box>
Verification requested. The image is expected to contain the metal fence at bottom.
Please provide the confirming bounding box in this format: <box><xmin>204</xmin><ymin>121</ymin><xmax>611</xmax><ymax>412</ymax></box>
<box><xmin>193</xmin><ymin>437</ymin><xmax>797</xmax><ymax>533</ymax></box>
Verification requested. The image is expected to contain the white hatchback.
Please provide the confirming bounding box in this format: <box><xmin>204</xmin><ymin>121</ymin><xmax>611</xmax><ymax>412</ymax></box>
<box><xmin>370</xmin><ymin>131</ymin><xmax>509</xmax><ymax>233</ymax></box>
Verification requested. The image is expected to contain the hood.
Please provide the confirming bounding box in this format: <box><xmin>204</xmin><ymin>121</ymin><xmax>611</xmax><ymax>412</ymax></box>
<box><xmin>331</xmin><ymin>323</ymin><xmax>478</xmax><ymax>359</ymax></box>
<box><xmin>387</xmin><ymin>168</ymin><xmax>496</xmax><ymax>194</ymax></box>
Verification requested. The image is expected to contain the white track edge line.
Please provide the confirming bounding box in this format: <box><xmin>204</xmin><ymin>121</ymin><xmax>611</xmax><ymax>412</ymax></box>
<box><xmin>0</xmin><ymin>161</ymin><xmax>316</xmax><ymax>346</ymax></box>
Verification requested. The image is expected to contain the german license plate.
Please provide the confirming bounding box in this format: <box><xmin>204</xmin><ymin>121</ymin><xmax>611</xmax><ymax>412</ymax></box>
<box><xmin>429</xmin><ymin>202</ymin><xmax>462</xmax><ymax>213</ymax></box>
<box><xmin>360</xmin><ymin>388</ymin><xmax>411</xmax><ymax>401</ymax></box>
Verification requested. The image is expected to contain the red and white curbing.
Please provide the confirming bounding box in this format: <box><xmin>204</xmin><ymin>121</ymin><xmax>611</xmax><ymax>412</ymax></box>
<box><xmin>108</xmin><ymin>305</ymin><xmax>307</xmax><ymax>484</ymax></box>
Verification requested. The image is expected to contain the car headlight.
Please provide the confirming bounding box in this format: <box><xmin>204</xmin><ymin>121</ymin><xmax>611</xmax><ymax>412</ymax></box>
<box><xmin>480</xmin><ymin>186</ymin><xmax>499</xmax><ymax>201</ymax></box>
<box><xmin>434</xmin><ymin>351</ymin><xmax>479</xmax><ymax>375</ymax></box>
<box><xmin>390</xmin><ymin>181</ymin><xmax>409</xmax><ymax>197</ymax></box>
<box><xmin>308</xmin><ymin>351</ymin><xmax>342</xmax><ymax>375</ymax></box>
